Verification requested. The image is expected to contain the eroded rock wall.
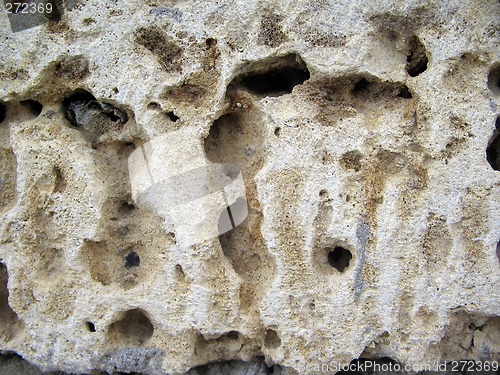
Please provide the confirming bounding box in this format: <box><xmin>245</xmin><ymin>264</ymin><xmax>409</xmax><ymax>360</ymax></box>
<box><xmin>0</xmin><ymin>0</ymin><xmax>499</xmax><ymax>374</ymax></box>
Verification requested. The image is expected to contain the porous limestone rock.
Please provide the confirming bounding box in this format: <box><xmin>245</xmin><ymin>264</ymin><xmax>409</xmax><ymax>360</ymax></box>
<box><xmin>0</xmin><ymin>0</ymin><xmax>499</xmax><ymax>374</ymax></box>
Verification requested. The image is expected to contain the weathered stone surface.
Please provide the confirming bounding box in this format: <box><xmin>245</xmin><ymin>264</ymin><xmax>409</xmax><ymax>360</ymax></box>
<box><xmin>0</xmin><ymin>0</ymin><xmax>499</xmax><ymax>374</ymax></box>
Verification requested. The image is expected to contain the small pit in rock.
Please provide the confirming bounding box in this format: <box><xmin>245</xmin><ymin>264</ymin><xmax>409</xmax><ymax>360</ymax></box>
<box><xmin>327</xmin><ymin>247</ymin><xmax>353</xmax><ymax>272</ymax></box>
<box><xmin>147</xmin><ymin>102</ymin><xmax>161</xmax><ymax>110</ymax></box>
<box><xmin>119</xmin><ymin>202</ymin><xmax>135</xmax><ymax>215</ymax></box>
<box><xmin>397</xmin><ymin>85</ymin><xmax>413</xmax><ymax>99</ymax></box>
<box><xmin>167</xmin><ymin>111</ymin><xmax>179</xmax><ymax>122</ymax></box>
<box><xmin>86</xmin><ymin>322</ymin><xmax>96</xmax><ymax>332</ymax></box>
<box><xmin>264</xmin><ymin>329</ymin><xmax>281</xmax><ymax>349</ymax></box>
<box><xmin>486</xmin><ymin>118</ymin><xmax>500</xmax><ymax>171</ymax></box>
<box><xmin>234</xmin><ymin>54</ymin><xmax>310</xmax><ymax>97</ymax></box>
<box><xmin>20</xmin><ymin>100</ymin><xmax>43</xmax><ymax>118</ymax></box>
<box><xmin>108</xmin><ymin>309</ymin><xmax>154</xmax><ymax>345</ymax></box>
<box><xmin>125</xmin><ymin>251</ymin><xmax>140</xmax><ymax>269</ymax></box>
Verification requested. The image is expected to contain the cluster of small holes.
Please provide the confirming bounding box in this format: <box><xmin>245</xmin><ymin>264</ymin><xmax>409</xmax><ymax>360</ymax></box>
<box><xmin>258</xmin><ymin>13</ymin><xmax>286</xmax><ymax>47</ymax></box>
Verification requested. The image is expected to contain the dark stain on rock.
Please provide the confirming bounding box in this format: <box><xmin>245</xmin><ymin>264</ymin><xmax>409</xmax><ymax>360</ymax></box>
<box><xmin>135</xmin><ymin>26</ymin><xmax>183</xmax><ymax>72</ymax></box>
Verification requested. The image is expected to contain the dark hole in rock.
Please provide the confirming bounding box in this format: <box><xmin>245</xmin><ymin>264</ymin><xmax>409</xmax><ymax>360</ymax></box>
<box><xmin>241</xmin><ymin>67</ymin><xmax>310</xmax><ymax>96</ymax></box>
<box><xmin>46</xmin><ymin>0</ymin><xmax>62</xmax><ymax>21</ymax></box>
<box><xmin>62</xmin><ymin>89</ymin><xmax>97</xmax><ymax>127</ymax></box>
<box><xmin>0</xmin><ymin>263</ymin><xmax>20</xmax><ymax>338</ymax></box>
<box><xmin>102</xmin><ymin>102</ymin><xmax>129</xmax><ymax>124</ymax></box>
<box><xmin>119</xmin><ymin>202</ymin><xmax>135</xmax><ymax>215</ymax></box>
<box><xmin>125</xmin><ymin>251</ymin><xmax>140</xmax><ymax>269</ymax></box>
<box><xmin>108</xmin><ymin>309</ymin><xmax>154</xmax><ymax>344</ymax></box>
<box><xmin>352</xmin><ymin>78</ymin><xmax>371</xmax><ymax>94</ymax></box>
<box><xmin>105</xmin><ymin>109</ymin><xmax>120</xmax><ymax>122</ymax></box>
<box><xmin>496</xmin><ymin>240</ymin><xmax>500</xmax><ymax>264</ymax></box>
<box><xmin>407</xmin><ymin>36</ymin><xmax>428</xmax><ymax>77</ymax></box>
<box><xmin>20</xmin><ymin>100</ymin><xmax>43</xmax><ymax>117</ymax></box>
<box><xmin>62</xmin><ymin>89</ymin><xmax>128</xmax><ymax>129</ymax></box>
<box><xmin>226</xmin><ymin>330</ymin><xmax>240</xmax><ymax>340</ymax></box>
<box><xmin>488</xmin><ymin>64</ymin><xmax>500</xmax><ymax>96</ymax></box>
<box><xmin>327</xmin><ymin>246</ymin><xmax>352</xmax><ymax>272</ymax></box>
<box><xmin>147</xmin><ymin>102</ymin><xmax>160</xmax><ymax>109</ymax></box>
<box><xmin>167</xmin><ymin>111</ymin><xmax>179</xmax><ymax>122</ymax></box>
<box><xmin>264</xmin><ymin>329</ymin><xmax>281</xmax><ymax>349</ymax></box>
<box><xmin>86</xmin><ymin>322</ymin><xmax>96</xmax><ymax>332</ymax></box>
<box><xmin>0</xmin><ymin>102</ymin><xmax>5</xmax><ymax>123</ymax></box>
<box><xmin>486</xmin><ymin>118</ymin><xmax>500</xmax><ymax>171</ymax></box>
<box><xmin>237</xmin><ymin>54</ymin><xmax>310</xmax><ymax>97</ymax></box>
<box><xmin>206</xmin><ymin>38</ymin><xmax>217</xmax><ymax>48</ymax></box>
<box><xmin>397</xmin><ymin>85</ymin><xmax>413</xmax><ymax>99</ymax></box>
<box><xmin>274</xmin><ymin>127</ymin><xmax>281</xmax><ymax>137</ymax></box>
